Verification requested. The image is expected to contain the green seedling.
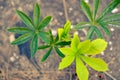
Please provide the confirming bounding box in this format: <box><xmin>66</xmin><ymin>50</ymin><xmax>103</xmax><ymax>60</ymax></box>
<box><xmin>38</xmin><ymin>21</ymin><xmax>71</xmax><ymax>61</ymax></box>
<box><xmin>7</xmin><ymin>3</ymin><xmax>52</xmax><ymax>57</ymax></box>
<box><xmin>59</xmin><ymin>33</ymin><xmax>108</xmax><ymax>80</ymax></box>
<box><xmin>75</xmin><ymin>0</ymin><xmax>120</xmax><ymax>39</ymax></box>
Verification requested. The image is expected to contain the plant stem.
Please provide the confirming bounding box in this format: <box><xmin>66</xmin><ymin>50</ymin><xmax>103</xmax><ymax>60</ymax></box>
<box><xmin>62</xmin><ymin>0</ymin><xmax>69</xmax><ymax>21</ymax></box>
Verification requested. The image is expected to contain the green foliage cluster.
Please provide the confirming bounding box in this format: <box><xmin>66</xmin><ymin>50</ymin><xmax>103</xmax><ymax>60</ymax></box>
<box><xmin>7</xmin><ymin>0</ymin><xmax>120</xmax><ymax>80</ymax></box>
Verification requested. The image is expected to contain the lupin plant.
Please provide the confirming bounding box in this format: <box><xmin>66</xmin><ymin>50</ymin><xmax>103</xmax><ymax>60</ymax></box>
<box><xmin>7</xmin><ymin>0</ymin><xmax>120</xmax><ymax>80</ymax></box>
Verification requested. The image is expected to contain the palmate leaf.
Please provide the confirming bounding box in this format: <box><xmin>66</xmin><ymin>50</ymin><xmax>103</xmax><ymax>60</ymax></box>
<box><xmin>16</xmin><ymin>10</ymin><xmax>34</xmax><ymax>29</ymax></box>
<box><xmin>94</xmin><ymin>27</ymin><xmax>103</xmax><ymax>38</ymax></box>
<box><xmin>98</xmin><ymin>0</ymin><xmax>120</xmax><ymax>20</ymax></box>
<box><xmin>7</xmin><ymin>27</ymin><xmax>32</xmax><ymax>34</ymax></box>
<box><xmin>38</xmin><ymin>16</ymin><xmax>52</xmax><ymax>30</ymax></box>
<box><xmin>31</xmin><ymin>34</ymin><xmax>38</xmax><ymax>57</ymax></box>
<box><xmin>59</xmin><ymin>55</ymin><xmax>75</xmax><ymax>70</ymax></box>
<box><xmin>41</xmin><ymin>47</ymin><xmax>52</xmax><ymax>62</ymax></box>
<box><xmin>11</xmin><ymin>33</ymin><xmax>33</xmax><ymax>45</ymax></box>
<box><xmin>81</xmin><ymin>56</ymin><xmax>108</xmax><ymax>71</ymax></box>
<box><xmin>81</xmin><ymin>0</ymin><xmax>93</xmax><ymax>22</ymax></box>
<box><xmin>86</xmin><ymin>26</ymin><xmax>95</xmax><ymax>40</ymax></box>
<box><xmin>93</xmin><ymin>0</ymin><xmax>100</xmax><ymax>19</ymax></box>
<box><xmin>76</xmin><ymin>57</ymin><xmax>89</xmax><ymax>80</ymax></box>
<box><xmin>33</xmin><ymin>3</ymin><xmax>40</xmax><ymax>27</ymax></box>
<box><xmin>54</xmin><ymin>47</ymin><xmax>65</xmax><ymax>58</ymax></box>
<box><xmin>85</xmin><ymin>39</ymin><xmax>107</xmax><ymax>55</ymax></box>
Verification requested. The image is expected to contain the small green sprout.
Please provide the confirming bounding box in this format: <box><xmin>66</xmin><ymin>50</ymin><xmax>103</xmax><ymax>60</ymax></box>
<box><xmin>59</xmin><ymin>33</ymin><xmax>108</xmax><ymax>80</ymax></box>
<box><xmin>7</xmin><ymin>3</ymin><xmax>52</xmax><ymax>57</ymax></box>
<box><xmin>38</xmin><ymin>21</ymin><xmax>71</xmax><ymax>62</ymax></box>
<box><xmin>75</xmin><ymin>0</ymin><xmax>120</xmax><ymax>39</ymax></box>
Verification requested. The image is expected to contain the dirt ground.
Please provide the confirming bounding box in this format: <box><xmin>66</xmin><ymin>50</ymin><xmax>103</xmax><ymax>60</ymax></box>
<box><xmin>0</xmin><ymin>0</ymin><xmax>120</xmax><ymax>80</ymax></box>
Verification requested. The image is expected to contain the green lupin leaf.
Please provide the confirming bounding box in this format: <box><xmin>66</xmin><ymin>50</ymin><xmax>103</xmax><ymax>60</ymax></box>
<box><xmin>16</xmin><ymin>10</ymin><xmax>34</xmax><ymax>29</ymax></box>
<box><xmin>38</xmin><ymin>16</ymin><xmax>52</xmax><ymax>30</ymax></box>
<box><xmin>7</xmin><ymin>27</ymin><xmax>32</xmax><ymax>34</ymax></box>
<box><xmin>38</xmin><ymin>31</ymin><xmax>50</xmax><ymax>44</ymax></box>
<box><xmin>58</xmin><ymin>20</ymin><xmax>71</xmax><ymax>41</ymax></box>
<box><xmin>54</xmin><ymin>47</ymin><xmax>65</xmax><ymax>58</ymax></box>
<box><xmin>94</xmin><ymin>27</ymin><xmax>103</xmax><ymax>38</ymax></box>
<box><xmin>33</xmin><ymin>3</ymin><xmax>40</xmax><ymax>27</ymax></box>
<box><xmin>99</xmin><ymin>22</ymin><xmax>110</xmax><ymax>35</ymax></box>
<box><xmin>76</xmin><ymin>57</ymin><xmax>89</xmax><ymax>80</ymax></box>
<box><xmin>81</xmin><ymin>0</ymin><xmax>93</xmax><ymax>22</ymax></box>
<box><xmin>55</xmin><ymin>41</ymin><xmax>71</xmax><ymax>46</ymax></box>
<box><xmin>75</xmin><ymin>22</ymin><xmax>90</xmax><ymax>29</ymax></box>
<box><xmin>58</xmin><ymin>28</ymin><xmax>64</xmax><ymax>40</ymax></box>
<box><xmin>93</xmin><ymin>0</ymin><xmax>100</xmax><ymax>19</ymax></box>
<box><xmin>101</xmin><ymin>13</ymin><xmax>120</xmax><ymax>22</ymax></box>
<box><xmin>59</xmin><ymin>47</ymin><xmax>75</xmax><ymax>56</ymax></box>
<box><xmin>41</xmin><ymin>47</ymin><xmax>53</xmax><ymax>62</ymax></box>
<box><xmin>98</xmin><ymin>0</ymin><xmax>120</xmax><ymax>20</ymax></box>
<box><xmin>71</xmin><ymin>33</ymin><xmax>80</xmax><ymax>50</ymax></box>
<box><xmin>49</xmin><ymin>30</ymin><xmax>54</xmax><ymax>44</ymax></box>
<box><xmin>11</xmin><ymin>33</ymin><xmax>33</xmax><ymax>45</ymax></box>
<box><xmin>31</xmin><ymin>34</ymin><xmax>38</xmax><ymax>57</ymax></box>
<box><xmin>63</xmin><ymin>20</ymin><xmax>71</xmax><ymax>35</ymax></box>
<box><xmin>78</xmin><ymin>40</ymin><xmax>91</xmax><ymax>53</ymax></box>
<box><xmin>86</xmin><ymin>27</ymin><xmax>95</xmax><ymax>40</ymax></box>
<box><xmin>38</xmin><ymin>45</ymin><xmax>50</xmax><ymax>49</ymax></box>
<box><xmin>59</xmin><ymin>56</ymin><xmax>75</xmax><ymax>70</ymax></box>
<box><xmin>85</xmin><ymin>39</ymin><xmax>107</xmax><ymax>55</ymax></box>
<box><xmin>81</xmin><ymin>56</ymin><xmax>108</xmax><ymax>71</ymax></box>
<box><xmin>108</xmin><ymin>22</ymin><xmax>120</xmax><ymax>28</ymax></box>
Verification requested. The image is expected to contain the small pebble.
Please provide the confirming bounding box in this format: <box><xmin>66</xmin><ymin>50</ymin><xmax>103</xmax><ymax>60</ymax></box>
<box><xmin>84</xmin><ymin>0</ymin><xmax>89</xmax><ymax>3</ymax></box>
<box><xmin>112</xmin><ymin>8</ymin><xmax>119</xmax><ymax>13</ymax></box>
<box><xmin>101</xmin><ymin>52</ymin><xmax>104</xmax><ymax>55</ymax></box>
<box><xmin>69</xmin><ymin>7</ymin><xmax>73</xmax><ymax>13</ymax></box>
<box><xmin>110</xmin><ymin>28</ymin><xmax>115</xmax><ymax>32</ymax></box>
<box><xmin>71</xmin><ymin>25</ymin><xmax>74</xmax><ymax>29</ymax></box>
<box><xmin>9</xmin><ymin>34</ymin><xmax>15</xmax><ymax>43</ymax></box>
<box><xmin>109</xmin><ymin>41</ymin><xmax>112</xmax><ymax>45</ymax></box>
<box><xmin>110</xmin><ymin>47</ymin><xmax>113</xmax><ymax>51</ymax></box>
<box><xmin>10</xmin><ymin>56</ymin><xmax>15</xmax><ymax>62</ymax></box>
<box><xmin>58</xmin><ymin>12</ymin><xmax>63</xmax><ymax>16</ymax></box>
<box><xmin>52</xmin><ymin>29</ymin><xmax>57</xmax><ymax>36</ymax></box>
<box><xmin>75</xmin><ymin>31</ymin><xmax>78</xmax><ymax>35</ymax></box>
<box><xmin>13</xmin><ymin>53</ymin><xmax>17</xmax><ymax>57</ymax></box>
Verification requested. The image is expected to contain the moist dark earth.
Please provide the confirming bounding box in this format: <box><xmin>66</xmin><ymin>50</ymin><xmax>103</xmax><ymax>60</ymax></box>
<box><xmin>0</xmin><ymin>0</ymin><xmax>120</xmax><ymax>80</ymax></box>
